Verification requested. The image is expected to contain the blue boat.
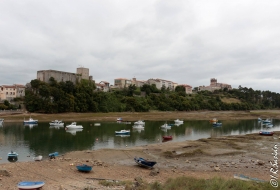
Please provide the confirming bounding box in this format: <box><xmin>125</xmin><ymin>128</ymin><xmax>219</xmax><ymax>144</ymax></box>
<box><xmin>7</xmin><ymin>151</ymin><xmax>18</xmax><ymax>162</ymax></box>
<box><xmin>134</xmin><ymin>157</ymin><xmax>157</xmax><ymax>168</ymax></box>
<box><xmin>115</xmin><ymin>129</ymin><xmax>130</xmax><ymax>135</ymax></box>
<box><xmin>23</xmin><ymin>117</ymin><xmax>38</xmax><ymax>124</ymax></box>
<box><xmin>18</xmin><ymin>181</ymin><xmax>45</xmax><ymax>189</ymax></box>
<box><xmin>76</xmin><ymin>164</ymin><xmax>92</xmax><ymax>172</ymax></box>
<box><xmin>48</xmin><ymin>152</ymin><xmax>59</xmax><ymax>159</ymax></box>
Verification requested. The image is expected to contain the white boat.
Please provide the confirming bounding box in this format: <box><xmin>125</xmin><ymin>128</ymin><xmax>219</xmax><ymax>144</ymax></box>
<box><xmin>23</xmin><ymin>117</ymin><xmax>38</xmax><ymax>124</ymax></box>
<box><xmin>49</xmin><ymin>120</ymin><xmax>64</xmax><ymax>126</ymax></box>
<box><xmin>94</xmin><ymin>123</ymin><xmax>101</xmax><ymax>126</ymax></box>
<box><xmin>161</xmin><ymin>123</ymin><xmax>171</xmax><ymax>129</ymax></box>
<box><xmin>66</xmin><ymin>122</ymin><xmax>83</xmax><ymax>129</ymax></box>
<box><xmin>7</xmin><ymin>151</ymin><xmax>18</xmax><ymax>162</ymax></box>
<box><xmin>134</xmin><ymin>120</ymin><xmax>145</xmax><ymax>125</ymax></box>
<box><xmin>174</xmin><ymin>119</ymin><xmax>184</xmax><ymax>124</ymax></box>
<box><xmin>33</xmin><ymin>155</ymin><xmax>43</xmax><ymax>161</ymax></box>
<box><xmin>0</xmin><ymin>118</ymin><xmax>4</xmax><ymax>125</ymax></box>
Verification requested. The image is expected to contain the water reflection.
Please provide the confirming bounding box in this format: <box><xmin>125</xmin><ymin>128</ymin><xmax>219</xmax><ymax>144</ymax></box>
<box><xmin>1</xmin><ymin>119</ymin><xmax>280</xmax><ymax>163</ymax></box>
<box><xmin>65</xmin><ymin>128</ymin><xmax>83</xmax><ymax>135</ymax></box>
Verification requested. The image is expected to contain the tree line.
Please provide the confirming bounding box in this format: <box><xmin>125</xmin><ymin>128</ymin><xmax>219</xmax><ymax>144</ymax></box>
<box><xmin>23</xmin><ymin>78</ymin><xmax>280</xmax><ymax>113</ymax></box>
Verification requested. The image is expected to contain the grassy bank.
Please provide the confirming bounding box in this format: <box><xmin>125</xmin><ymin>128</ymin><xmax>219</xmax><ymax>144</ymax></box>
<box><xmin>98</xmin><ymin>176</ymin><xmax>275</xmax><ymax>190</ymax></box>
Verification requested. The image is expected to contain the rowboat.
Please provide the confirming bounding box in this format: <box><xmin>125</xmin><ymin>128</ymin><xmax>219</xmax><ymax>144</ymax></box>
<box><xmin>17</xmin><ymin>181</ymin><xmax>45</xmax><ymax>189</ymax></box>
<box><xmin>76</xmin><ymin>164</ymin><xmax>92</xmax><ymax>172</ymax></box>
<box><xmin>134</xmin><ymin>157</ymin><xmax>157</xmax><ymax>168</ymax></box>
<box><xmin>162</xmin><ymin>136</ymin><xmax>173</xmax><ymax>140</ymax></box>
<box><xmin>49</xmin><ymin>152</ymin><xmax>59</xmax><ymax>159</ymax></box>
<box><xmin>259</xmin><ymin>131</ymin><xmax>273</xmax><ymax>136</ymax></box>
<box><xmin>33</xmin><ymin>155</ymin><xmax>43</xmax><ymax>161</ymax></box>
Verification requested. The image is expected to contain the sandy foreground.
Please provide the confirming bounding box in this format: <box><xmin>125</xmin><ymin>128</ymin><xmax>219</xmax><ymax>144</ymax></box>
<box><xmin>0</xmin><ymin>110</ymin><xmax>280</xmax><ymax>189</ymax></box>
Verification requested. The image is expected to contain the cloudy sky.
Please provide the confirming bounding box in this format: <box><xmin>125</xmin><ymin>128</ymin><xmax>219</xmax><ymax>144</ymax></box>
<box><xmin>1</xmin><ymin>0</ymin><xmax>279</xmax><ymax>92</ymax></box>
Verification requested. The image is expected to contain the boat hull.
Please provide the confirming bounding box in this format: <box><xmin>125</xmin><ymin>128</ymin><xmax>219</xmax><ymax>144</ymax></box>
<box><xmin>162</xmin><ymin>136</ymin><xmax>172</xmax><ymax>140</ymax></box>
<box><xmin>76</xmin><ymin>164</ymin><xmax>92</xmax><ymax>172</ymax></box>
<box><xmin>134</xmin><ymin>157</ymin><xmax>157</xmax><ymax>168</ymax></box>
<box><xmin>18</xmin><ymin>181</ymin><xmax>45</xmax><ymax>189</ymax></box>
<box><xmin>259</xmin><ymin>131</ymin><xmax>273</xmax><ymax>136</ymax></box>
<box><xmin>49</xmin><ymin>152</ymin><xmax>59</xmax><ymax>159</ymax></box>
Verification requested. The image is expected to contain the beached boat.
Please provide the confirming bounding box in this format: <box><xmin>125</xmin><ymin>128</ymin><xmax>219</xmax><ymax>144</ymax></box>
<box><xmin>134</xmin><ymin>157</ymin><xmax>157</xmax><ymax>168</ymax></box>
<box><xmin>49</xmin><ymin>120</ymin><xmax>64</xmax><ymax>126</ymax></box>
<box><xmin>33</xmin><ymin>155</ymin><xmax>43</xmax><ymax>161</ymax></box>
<box><xmin>48</xmin><ymin>152</ymin><xmax>59</xmax><ymax>159</ymax></box>
<box><xmin>23</xmin><ymin>117</ymin><xmax>38</xmax><ymax>124</ymax></box>
<box><xmin>66</xmin><ymin>122</ymin><xmax>83</xmax><ymax>129</ymax></box>
<box><xmin>162</xmin><ymin>136</ymin><xmax>172</xmax><ymax>140</ymax></box>
<box><xmin>76</xmin><ymin>164</ymin><xmax>92</xmax><ymax>172</ymax></box>
<box><xmin>17</xmin><ymin>181</ymin><xmax>45</xmax><ymax>189</ymax></box>
<box><xmin>115</xmin><ymin>129</ymin><xmax>130</xmax><ymax>135</ymax></box>
<box><xmin>7</xmin><ymin>151</ymin><xmax>18</xmax><ymax>162</ymax></box>
<box><xmin>259</xmin><ymin>131</ymin><xmax>273</xmax><ymax>136</ymax></box>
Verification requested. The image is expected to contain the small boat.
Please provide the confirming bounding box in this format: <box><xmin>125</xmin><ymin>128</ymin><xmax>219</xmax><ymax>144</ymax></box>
<box><xmin>66</xmin><ymin>122</ymin><xmax>83</xmax><ymax>129</ymax></box>
<box><xmin>18</xmin><ymin>181</ymin><xmax>45</xmax><ymax>189</ymax></box>
<box><xmin>262</xmin><ymin>119</ymin><xmax>272</xmax><ymax>124</ymax></box>
<box><xmin>162</xmin><ymin>136</ymin><xmax>172</xmax><ymax>140</ymax></box>
<box><xmin>259</xmin><ymin>131</ymin><xmax>273</xmax><ymax>136</ymax></box>
<box><xmin>134</xmin><ymin>157</ymin><xmax>157</xmax><ymax>168</ymax></box>
<box><xmin>115</xmin><ymin>129</ymin><xmax>130</xmax><ymax>135</ymax></box>
<box><xmin>94</xmin><ymin>123</ymin><xmax>101</xmax><ymax>126</ymax></box>
<box><xmin>0</xmin><ymin>118</ymin><xmax>4</xmax><ymax>125</ymax></box>
<box><xmin>76</xmin><ymin>164</ymin><xmax>92</xmax><ymax>172</ymax></box>
<box><xmin>209</xmin><ymin>118</ymin><xmax>218</xmax><ymax>123</ymax></box>
<box><xmin>117</xmin><ymin>118</ymin><xmax>123</xmax><ymax>122</ymax></box>
<box><xmin>33</xmin><ymin>155</ymin><xmax>43</xmax><ymax>161</ymax></box>
<box><xmin>234</xmin><ymin>174</ymin><xmax>266</xmax><ymax>183</ymax></box>
<box><xmin>134</xmin><ymin>120</ymin><xmax>145</xmax><ymax>125</ymax></box>
<box><xmin>49</xmin><ymin>120</ymin><xmax>64</xmax><ymax>126</ymax></box>
<box><xmin>49</xmin><ymin>152</ymin><xmax>59</xmax><ymax>159</ymax></box>
<box><xmin>174</xmin><ymin>119</ymin><xmax>184</xmax><ymax>124</ymax></box>
<box><xmin>161</xmin><ymin>123</ymin><xmax>171</xmax><ymax>129</ymax></box>
<box><xmin>7</xmin><ymin>151</ymin><xmax>18</xmax><ymax>162</ymax></box>
<box><xmin>257</xmin><ymin>117</ymin><xmax>262</xmax><ymax>121</ymax></box>
<box><xmin>23</xmin><ymin>117</ymin><xmax>38</xmax><ymax>124</ymax></box>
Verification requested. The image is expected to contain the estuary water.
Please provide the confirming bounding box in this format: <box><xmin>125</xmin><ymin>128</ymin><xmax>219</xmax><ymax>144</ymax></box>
<box><xmin>0</xmin><ymin>119</ymin><xmax>279</xmax><ymax>164</ymax></box>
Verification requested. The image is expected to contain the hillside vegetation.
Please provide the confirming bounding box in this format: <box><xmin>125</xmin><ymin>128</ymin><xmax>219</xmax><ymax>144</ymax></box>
<box><xmin>23</xmin><ymin>78</ymin><xmax>280</xmax><ymax>113</ymax></box>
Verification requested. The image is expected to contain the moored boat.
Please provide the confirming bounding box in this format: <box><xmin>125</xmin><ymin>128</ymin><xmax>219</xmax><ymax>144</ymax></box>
<box><xmin>76</xmin><ymin>164</ymin><xmax>92</xmax><ymax>172</ymax></box>
<box><xmin>259</xmin><ymin>131</ymin><xmax>273</xmax><ymax>136</ymax></box>
<box><xmin>23</xmin><ymin>117</ymin><xmax>38</xmax><ymax>125</ymax></box>
<box><xmin>209</xmin><ymin>118</ymin><xmax>218</xmax><ymax>123</ymax></box>
<box><xmin>66</xmin><ymin>122</ymin><xmax>83</xmax><ymax>129</ymax></box>
<box><xmin>0</xmin><ymin>118</ymin><xmax>4</xmax><ymax>125</ymax></box>
<box><xmin>17</xmin><ymin>181</ymin><xmax>45</xmax><ymax>189</ymax></box>
<box><xmin>115</xmin><ymin>129</ymin><xmax>130</xmax><ymax>135</ymax></box>
<box><xmin>161</xmin><ymin>123</ymin><xmax>171</xmax><ymax>129</ymax></box>
<box><xmin>174</xmin><ymin>119</ymin><xmax>184</xmax><ymax>124</ymax></box>
<box><xmin>134</xmin><ymin>120</ymin><xmax>145</xmax><ymax>125</ymax></box>
<box><xmin>49</xmin><ymin>120</ymin><xmax>64</xmax><ymax>126</ymax></box>
<box><xmin>134</xmin><ymin>157</ymin><xmax>157</xmax><ymax>168</ymax></box>
<box><xmin>213</xmin><ymin>122</ymin><xmax>222</xmax><ymax>127</ymax></box>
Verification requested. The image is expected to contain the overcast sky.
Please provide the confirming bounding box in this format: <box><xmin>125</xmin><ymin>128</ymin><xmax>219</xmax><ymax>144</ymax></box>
<box><xmin>1</xmin><ymin>0</ymin><xmax>279</xmax><ymax>92</ymax></box>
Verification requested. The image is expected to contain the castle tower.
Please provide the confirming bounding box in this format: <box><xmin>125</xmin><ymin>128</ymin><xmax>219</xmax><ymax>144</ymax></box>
<box><xmin>76</xmin><ymin>67</ymin><xmax>89</xmax><ymax>80</ymax></box>
<box><xmin>210</xmin><ymin>78</ymin><xmax>217</xmax><ymax>87</ymax></box>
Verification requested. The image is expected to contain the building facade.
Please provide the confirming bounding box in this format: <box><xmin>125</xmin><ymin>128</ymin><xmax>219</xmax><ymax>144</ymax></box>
<box><xmin>198</xmin><ymin>78</ymin><xmax>232</xmax><ymax>92</ymax></box>
<box><xmin>0</xmin><ymin>84</ymin><xmax>25</xmax><ymax>101</ymax></box>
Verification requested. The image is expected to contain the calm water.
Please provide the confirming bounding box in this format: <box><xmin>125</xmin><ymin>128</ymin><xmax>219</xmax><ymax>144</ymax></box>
<box><xmin>1</xmin><ymin>119</ymin><xmax>279</xmax><ymax>163</ymax></box>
